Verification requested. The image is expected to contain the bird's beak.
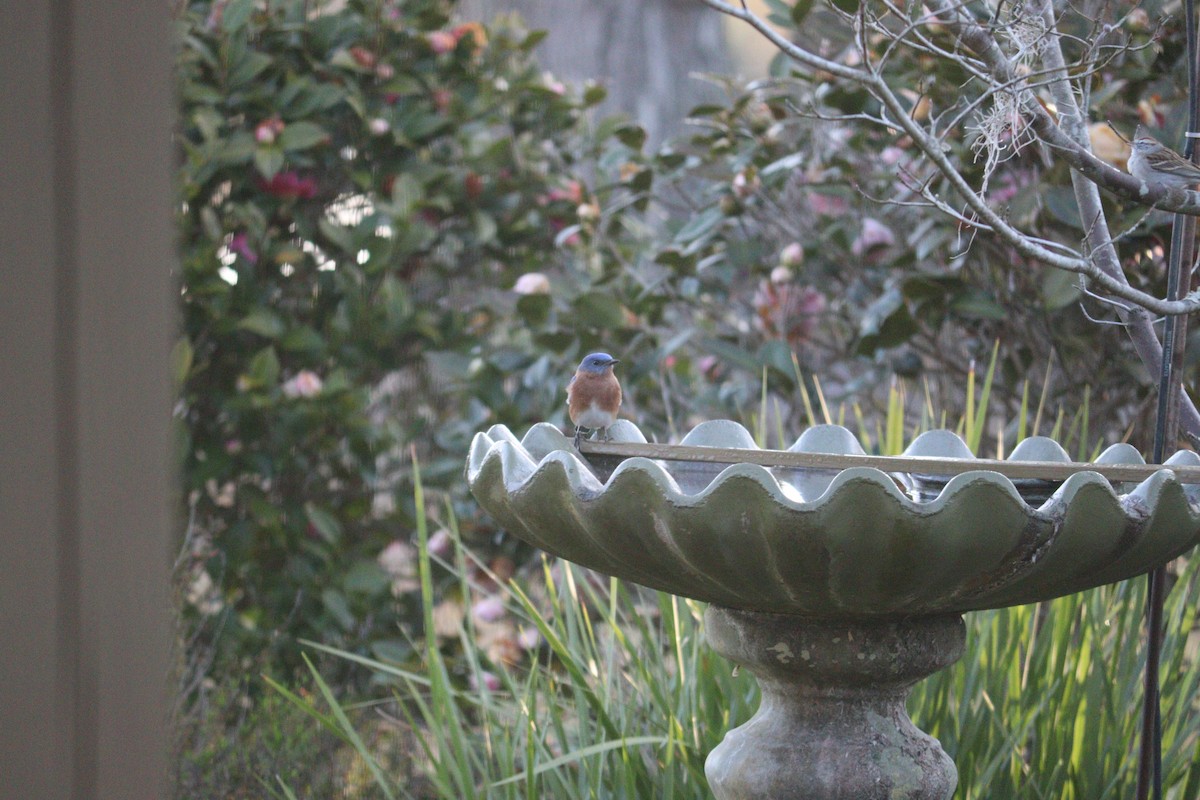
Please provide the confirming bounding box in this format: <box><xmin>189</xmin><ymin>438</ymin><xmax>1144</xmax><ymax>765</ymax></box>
<box><xmin>608</xmin><ymin>358</ymin><xmax>620</xmax><ymax>366</ymax></box>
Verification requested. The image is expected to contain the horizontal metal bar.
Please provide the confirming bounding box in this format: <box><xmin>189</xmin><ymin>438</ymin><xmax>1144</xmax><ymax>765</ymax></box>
<box><xmin>577</xmin><ymin>440</ymin><xmax>1200</xmax><ymax>485</ymax></box>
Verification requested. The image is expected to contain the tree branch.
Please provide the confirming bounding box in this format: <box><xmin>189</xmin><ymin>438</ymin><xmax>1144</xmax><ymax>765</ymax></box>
<box><xmin>698</xmin><ymin>0</ymin><xmax>1200</xmax><ymax>316</ymax></box>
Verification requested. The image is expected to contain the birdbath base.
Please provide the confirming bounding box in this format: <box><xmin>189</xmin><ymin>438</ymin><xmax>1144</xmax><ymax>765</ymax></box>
<box><xmin>704</xmin><ymin>607</ymin><xmax>965</xmax><ymax>800</ymax></box>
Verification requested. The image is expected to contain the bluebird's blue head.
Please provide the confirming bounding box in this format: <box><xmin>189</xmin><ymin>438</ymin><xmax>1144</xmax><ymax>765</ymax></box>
<box><xmin>576</xmin><ymin>352</ymin><xmax>619</xmax><ymax>374</ymax></box>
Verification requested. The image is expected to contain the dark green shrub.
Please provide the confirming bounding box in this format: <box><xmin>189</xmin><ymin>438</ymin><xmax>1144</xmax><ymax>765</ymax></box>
<box><xmin>174</xmin><ymin>0</ymin><xmax>659</xmax><ymax>680</ymax></box>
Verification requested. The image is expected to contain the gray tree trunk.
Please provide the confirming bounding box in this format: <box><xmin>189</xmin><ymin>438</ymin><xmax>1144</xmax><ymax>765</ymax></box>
<box><xmin>462</xmin><ymin>0</ymin><xmax>730</xmax><ymax>144</ymax></box>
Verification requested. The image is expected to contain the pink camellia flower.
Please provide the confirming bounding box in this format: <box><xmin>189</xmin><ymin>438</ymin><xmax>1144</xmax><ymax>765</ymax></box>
<box><xmin>256</xmin><ymin>170</ymin><xmax>318</xmax><ymax>200</ymax></box>
<box><xmin>377</xmin><ymin>539</ymin><xmax>415</xmax><ymax>577</ymax></box>
<box><xmin>281</xmin><ymin>369</ymin><xmax>323</xmax><ymax>398</ymax></box>
<box><xmin>427</xmin><ymin>30</ymin><xmax>457</xmax><ymax>54</ymax></box>
<box><xmin>808</xmin><ymin>193</ymin><xmax>849</xmax><ymax>217</ymax></box>
<box><xmin>254</xmin><ymin>118</ymin><xmax>282</xmax><ymax>145</ymax></box>
<box><xmin>851</xmin><ymin>218</ymin><xmax>896</xmax><ymax>256</ymax></box>
<box><xmin>732</xmin><ymin>169</ymin><xmax>760</xmax><ymax>198</ymax></box>
<box><xmin>513</xmin><ymin>272</ymin><xmax>550</xmax><ymax>295</ymax></box>
<box><xmin>754</xmin><ymin>281</ymin><xmax>828</xmax><ymax>346</ymax></box>
<box><xmin>348</xmin><ymin>46</ymin><xmax>377</xmax><ymax>69</ymax></box>
<box><xmin>770</xmin><ymin>265</ymin><xmax>793</xmax><ymax>284</ymax></box>
<box><xmin>368</xmin><ymin>117</ymin><xmax>391</xmax><ymax>136</ymax></box>
<box><xmin>431</xmin><ymin>89</ymin><xmax>453</xmax><ymax>113</ymax></box>
<box><xmin>518</xmin><ymin>626</ymin><xmax>541</xmax><ymax>651</ymax></box>
<box><xmin>229</xmin><ymin>232</ymin><xmax>258</xmax><ymax>265</ymax></box>
<box><xmin>543</xmin><ymin>72</ymin><xmax>566</xmax><ymax>95</ymax></box>
<box><xmin>427</xmin><ymin>527</ymin><xmax>454</xmax><ymax>558</ymax></box>
<box><xmin>472</xmin><ymin>595</ymin><xmax>506</xmax><ymax>624</ymax></box>
<box><xmin>696</xmin><ymin>354</ymin><xmax>723</xmax><ymax>381</ymax></box>
<box><xmin>554</xmin><ymin>181</ymin><xmax>583</xmax><ymax>203</ymax></box>
<box><xmin>375</xmin><ymin>62</ymin><xmax>395</xmax><ymax>80</ymax></box>
<box><xmin>779</xmin><ymin>242</ymin><xmax>805</xmax><ymax>267</ymax></box>
<box><xmin>796</xmin><ymin>285</ymin><xmax>828</xmax><ymax>316</ymax></box>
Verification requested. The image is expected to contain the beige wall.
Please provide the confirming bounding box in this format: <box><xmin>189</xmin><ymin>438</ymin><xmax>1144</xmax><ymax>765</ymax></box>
<box><xmin>0</xmin><ymin>1</ymin><xmax>175</xmax><ymax>798</ymax></box>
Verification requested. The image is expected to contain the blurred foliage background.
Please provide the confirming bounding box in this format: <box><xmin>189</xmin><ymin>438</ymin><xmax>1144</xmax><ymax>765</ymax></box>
<box><xmin>172</xmin><ymin>0</ymin><xmax>1200</xmax><ymax>794</ymax></box>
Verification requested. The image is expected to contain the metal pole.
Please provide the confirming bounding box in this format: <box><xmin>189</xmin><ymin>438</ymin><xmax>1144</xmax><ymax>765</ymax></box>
<box><xmin>1137</xmin><ymin>2</ymin><xmax>1198</xmax><ymax>796</ymax></box>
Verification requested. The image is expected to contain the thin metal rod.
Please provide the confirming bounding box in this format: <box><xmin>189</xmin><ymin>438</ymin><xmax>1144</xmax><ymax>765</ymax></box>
<box><xmin>1138</xmin><ymin>0</ymin><xmax>1199</xmax><ymax>794</ymax></box>
<box><xmin>577</xmin><ymin>440</ymin><xmax>1200</xmax><ymax>484</ymax></box>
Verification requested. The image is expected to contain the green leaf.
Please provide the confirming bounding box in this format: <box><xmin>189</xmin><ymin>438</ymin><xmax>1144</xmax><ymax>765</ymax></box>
<box><xmin>571</xmin><ymin>292</ymin><xmax>626</xmax><ymax>329</ymax></box>
<box><xmin>472</xmin><ymin>211</ymin><xmax>497</xmax><ymax>244</ymax></box>
<box><xmin>516</xmin><ymin>293</ymin><xmax>551</xmax><ymax>326</ymax></box>
<box><xmin>615</xmin><ymin>125</ymin><xmax>648</xmax><ymax>150</ymax></box>
<box><xmin>247</xmin><ymin>493</ymin><xmax>282</xmax><ymax>527</ymax></box>
<box><xmin>582</xmin><ymin>83</ymin><xmax>607</xmax><ymax>106</ymax></box>
<box><xmin>829</xmin><ymin>0</ymin><xmax>858</xmax><ymax>12</ymax></box>
<box><xmin>171</xmin><ymin>336</ymin><xmax>194</xmax><ymax>389</ymax></box>
<box><xmin>792</xmin><ymin>0</ymin><xmax>815</xmax><ymax>25</ymax></box>
<box><xmin>674</xmin><ymin>207</ymin><xmax>723</xmax><ymax>245</ymax></box>
<box><xmin>218</xmin><ymin>131</ymin><xmax>256</xmax><ymax>166</ymax></box>
<box><xmin>1041</xmin><ymin>187</ymin><xmax>1083</xmax><ymax>229</ymax></box>
<box><xmin>390</xmin><ymin>174</ymin><xmax>423</xmax><ymax>217</ymax></box>
<box><xmin>228</xmin><ymin>51</ymin><xmax>272</xmax><ymax>89</ymax></box>
<box><xmin>758</xmin><ymin>339</ymin><xmax>796</xmax><ymax>381</ymax></box>
<box><xmin>220</xmin><ymin>0</ymin><xmax>255</xmax><ymax>32</ymax></box>
<box><xmin>521</xmin><ymin>29</ymin><xmax>548</xmax><ymax>50</ymax></box>
<box><xmin>279</xmin><ymin>325</ymin><xmax>326</xmax><ymax>353</ymax></box>
<box><xmin>246</xmin><ymin>346</ymin><xmax>281</xmax><ymax>387</ymax></box>
<box><xmin>950</xmin><ymin>290</ymin><xmax>1006</xmax><ymax>320</ymax></box>
<box><xmin>700</xmin><ymin>337</ymin><xmax>761</xmax><ymax>374</ymax></box>
<box><xmin>369</xmin><ymin>639</ymin><xmax>412</xmax><ymax>664</ymax></box>
<box><xmin>277</xmin><ymin>121</ymin><xmax>329</xmax><ymax>151</ymax></box>
<box><xmin>824</xmin><ymin>86</ymin><xmax>870</xmax><ymax>113</ymax></box>
<box><xmin>321</xmin><ymin>589</ymin><xmax>355</xmax><ymax>631</ymax></box>
<box><xmin>317</xmin><ymin>217</ymin><xmax>357</xmax><ymax>254</ymax></box>
<box><xmin>343</xmin><ymin>560</ymin><xmax>390</xmax><ymax>595</ymax></box>
<box><xmin>254</xmin><ymin>146</ymin><xmax>285</xmax><ymax>180</ymax></box>
<box><xmin>857</xmin><ymin>286</ymin><xmax>918</xmax><ymax>354</ymax></box>
<box><xmin>289</xmin><ymin>82</ymin><xmax>346</xmax><ymax>116</ymax></box>
<box><xmin>654</xmin><ymin>248</ymin><xmax>697</xmax><ymax>273</ymax></box>
<box><xmin>305</xmin><ymin>502</ymin><xmax>343</xmax><ymax>544</ymax></box>
<box><xmin>1041</xmin><ymin>268</ymin><xmax>1082</xmax><ymax>311</ymax></box>
<box><xmin>238</xmin><ymin>308</ymin><xmax>286</xmax><ymax>338</ymax></box>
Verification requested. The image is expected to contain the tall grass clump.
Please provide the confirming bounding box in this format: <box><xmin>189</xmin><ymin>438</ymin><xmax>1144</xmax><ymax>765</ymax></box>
<box><xmin>271</xmin><ymin>459</ymin><xmax>759</xmax><ymax>798</ymax></box>
<box><xmin>271</xmin><ymin>380</ymin><xmax>1200</xmax><ymax>798</ymax></box>
<box><xmin>274</xmin><ymin>486</ymin><xmax>1200</xmax><ymax>798</ymax></box>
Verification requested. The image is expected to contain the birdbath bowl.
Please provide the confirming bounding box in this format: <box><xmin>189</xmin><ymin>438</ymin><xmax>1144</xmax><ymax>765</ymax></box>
<box><xmin>466</xmin><ymin>420</ymin><xmax>1200</xmax><ymax>799</ymax></box>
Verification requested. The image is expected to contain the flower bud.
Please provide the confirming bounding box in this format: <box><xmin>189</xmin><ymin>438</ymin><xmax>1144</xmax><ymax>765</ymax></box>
<box><xmin>779</xmin><ymin>242</ymin><xmax>805</xmax><ymax>267</ymax></box>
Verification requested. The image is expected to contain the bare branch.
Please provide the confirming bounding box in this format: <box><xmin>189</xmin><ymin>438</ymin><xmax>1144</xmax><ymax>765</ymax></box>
<box><xmin>698</xmin><ymin>0</ymin><xmax>1200</xmax><ymax>316</ymax></box>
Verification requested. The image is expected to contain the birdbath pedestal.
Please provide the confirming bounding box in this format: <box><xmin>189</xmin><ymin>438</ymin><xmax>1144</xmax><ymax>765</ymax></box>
<box><xmin>703</xmin><ymin>609</ymin><xmax>962</xmax><ymax>799</ymax></box>
<box><xmin>466</xmin><ymin>420</ymin><xmax>1200</xmax><ymax>800</ymax></box>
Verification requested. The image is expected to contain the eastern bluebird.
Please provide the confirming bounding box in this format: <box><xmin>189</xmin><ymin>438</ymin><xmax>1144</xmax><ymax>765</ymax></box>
<box><xmin>566</xmin><ymin>352</ymin><xmax>622</xmax><ymax>448</ymax></box>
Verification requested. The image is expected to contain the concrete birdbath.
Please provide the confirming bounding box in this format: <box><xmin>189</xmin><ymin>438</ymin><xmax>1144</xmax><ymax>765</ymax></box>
<box><xmin>466</xmin><ymin>420</ymin><xmax>1200</xmax><ymax>800</ymax></box>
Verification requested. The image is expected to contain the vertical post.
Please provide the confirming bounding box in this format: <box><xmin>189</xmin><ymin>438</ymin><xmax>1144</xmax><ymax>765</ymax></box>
<box><xmin>1138</xmin><ymin>3</ymin><xmax>1199</xmax><ymax>796</ymax></box>
<box><xmin>0</xmin><ymin>0</ymin><xmax>176</xmax><ymax>797</ymax></box>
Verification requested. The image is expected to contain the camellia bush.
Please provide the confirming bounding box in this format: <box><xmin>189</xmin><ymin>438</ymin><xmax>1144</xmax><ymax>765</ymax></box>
<box><xmin>173</xmin><ymin>0</ymin><xmax>664</xmax><ymax>683</ymax></box>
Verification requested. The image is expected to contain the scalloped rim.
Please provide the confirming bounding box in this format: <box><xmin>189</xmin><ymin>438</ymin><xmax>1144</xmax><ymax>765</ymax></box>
<box><xmin>466</xmin><ymin>421</ymin><xmax>1200</xmax><ymax>614</ymax></box>
<box><xmin>468</xmin><ymin>421</ymin><xmax>1197</xmax><ymax>514</ymax></box>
